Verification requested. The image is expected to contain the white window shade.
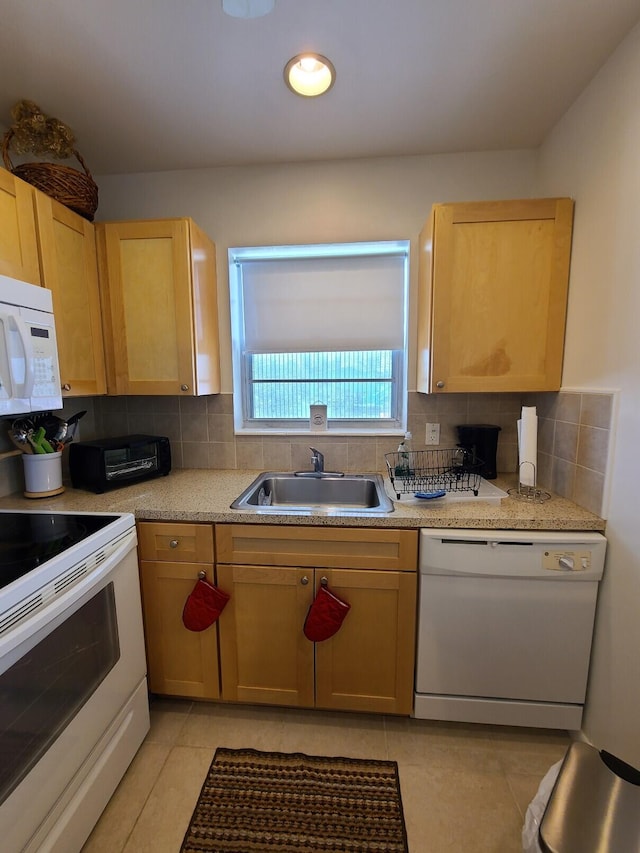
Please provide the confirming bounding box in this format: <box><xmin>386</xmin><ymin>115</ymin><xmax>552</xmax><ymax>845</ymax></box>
<box><xmin>240</xmin><ymin>252</ymin><xmax>407</xmax><ymax>353</ymax></box>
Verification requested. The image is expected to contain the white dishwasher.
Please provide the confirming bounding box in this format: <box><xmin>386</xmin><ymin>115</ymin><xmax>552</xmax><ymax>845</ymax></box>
<box><xmin>414</xmin><ymin>529</ymin><xmax>607</xmax><ymax>729</ymax></box>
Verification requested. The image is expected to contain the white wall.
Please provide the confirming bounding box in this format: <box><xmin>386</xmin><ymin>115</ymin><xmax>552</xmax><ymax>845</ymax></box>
<box><xmin>96</xmin><ymin>150</ymin><xmax>536</xmax><ymax>390</ymax></box>
<box><xmin>537</xmin><ymin>21</ymin><xmax>640</xmax><ymax>764</ymax></box>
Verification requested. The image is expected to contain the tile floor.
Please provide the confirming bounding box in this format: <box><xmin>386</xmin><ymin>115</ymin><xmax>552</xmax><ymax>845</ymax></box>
<box><xmin>82</xmin><ymin>698</ymin><xmax>570</xmax><ymax>853</ymax></box>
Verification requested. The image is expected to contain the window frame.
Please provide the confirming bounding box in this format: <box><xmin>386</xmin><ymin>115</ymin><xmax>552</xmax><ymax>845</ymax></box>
<box><xmin>229</xmin><ymin>241</ymin><xmax>409</xmax><ymax>436</ymax></box>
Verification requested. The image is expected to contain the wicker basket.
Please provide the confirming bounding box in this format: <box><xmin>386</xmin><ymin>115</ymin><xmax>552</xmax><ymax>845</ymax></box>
<box><xmin>2</xmin><ymin>129</ymin><xmax>98</xmax><ymax>221</ymax></box>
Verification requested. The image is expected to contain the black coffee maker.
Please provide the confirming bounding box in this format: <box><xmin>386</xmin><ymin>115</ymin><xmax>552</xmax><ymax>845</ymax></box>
<box><xmin>456</xmin><ymin>424</ymin><xmax>501</xmax><ymax>480</ymax></box>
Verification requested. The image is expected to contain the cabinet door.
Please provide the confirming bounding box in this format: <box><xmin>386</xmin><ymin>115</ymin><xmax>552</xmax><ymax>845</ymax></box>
<box><xmin>217</xmin><ymin>563</ymin><xmax>315</xmax><ymax>707</ymax></box>
<box><xmin>315</xmin><ymin>569</ymin><xmax>417</xmax><ymax>715</ymax></box>
<box><xmin>97</xmin><ymin>219</ymin><xmax>200</xmax><ymax>395</ymax></box>
<box><xmin>34</xmin><ymin>191</ymin><xmax>106</xmax><ymax>396</ymax></box>
<box><xmin>418</xmin><ymin>198</ymin><xmax>574</xmax><ymax>393</ymax></box>
<box><xmin>0</xmin><ymin>168</ymin><xmax>41</xmax><ymax>285</ymax></box>
<box><xmin>189</xmin><ymin>219</ymin><xmax>221</xmax><ymax>396</ymax></box>
<box><xmin>139</xmin><ymin>560</ymin><xmax>220</xmax><ymax>699</ymax></box>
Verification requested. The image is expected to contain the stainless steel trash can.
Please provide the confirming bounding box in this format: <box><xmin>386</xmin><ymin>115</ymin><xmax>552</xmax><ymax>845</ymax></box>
<box><xmin>539</xmin><ymin>741</ymin><xmax>640</xmax><ymax>852</ymax></box>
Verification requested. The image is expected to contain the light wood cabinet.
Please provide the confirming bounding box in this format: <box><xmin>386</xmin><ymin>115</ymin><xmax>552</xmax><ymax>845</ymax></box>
<box><xmin>96</xmin><ymin>218</ymin><xmax>220</xmax><ymax>396</ymax></box>
<box><xmin>216</xmin><ymin>563</ymin><xmax>315</xmax><ymax>708</ymax></box>
<box><xmin>417</xmin><ymin>197</ymin><xmax>574</xmax><ymax>393</ymax></box>
<box><xmin>314</xmin><ymin>568</ymin><xmax>416</xmax><ymax>714</ymax></box>
<box><xmin>33</xmin><ymin>191</ymin><xmax>107</xmax><ymax>396</ymax></box>
<box><xmin>216</xmin><ymin>524</ymin><xmax>418</xmax><ymax>572</ymax></box>
<box><xmin>215</xmin><ymin>524</ymin><xmax>418</xmax><ymax>715</ymax></box>
<box><xmin>138</xmin><ymin>521</ymin><xmax>221</xmax><ymax>699</ymax></box>
<box><xmin>0</xmin><ymin>167</ymin><xmax>41</xmax><ymax>285</ymax></box>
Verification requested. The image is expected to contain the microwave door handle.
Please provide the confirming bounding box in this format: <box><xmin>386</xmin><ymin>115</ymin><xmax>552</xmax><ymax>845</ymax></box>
<box><xmin>0</xmin><ymin>315</ymin><xmax>10</xmax><ymax>398</ymax></box>
<box><xmin>6</xmin><ymin>314</ymin><xmax>35</xmax><ymax>399</ymax></box>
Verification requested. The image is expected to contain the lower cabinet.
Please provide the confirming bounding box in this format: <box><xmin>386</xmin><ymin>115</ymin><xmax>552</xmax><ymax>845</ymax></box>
<box><xmin>137</xmin><ymin>521</ymin><xmax>221</xmax><ymax>700</ymax></box>
<box><xmin>215</xmin><ymin>525</ymin><xmax>418</xmax><ymax>715</ymax></box>
<box><xmin>137</xmin><ymin>520</ymin><xmax>419</xmax><ymax>715</ymax></box>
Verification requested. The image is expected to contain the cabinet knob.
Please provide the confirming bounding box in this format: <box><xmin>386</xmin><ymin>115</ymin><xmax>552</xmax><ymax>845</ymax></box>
<box><xmin>300</xmin><ymin>576</ymin><xmax>309</xmax><ymax>585</ymax></box>
<box><xmin>198</xmin><ymin>570</ymin><xmax>206</xmax><ymax>579</ymax></box>
<box><xmin>436</xmin><ymin>380</ymin><xmax>445</xmax><ymax>389</ymax></box>
<box><xmin>61</xmin><ymin>383</ymin><xmax>71</xmax><ymax>391</ymax></box>
<box><xmin>320</xmin><ymin>576</ymin><xmax>329</xmax><ymax>587</ymax></box>
<box><xmin>169</xmin><ymin>539</ymin><xmax>179</xmax><ymax>548</ymax></box>
<box><xmin>180</xmin><ymin>384</ymin><xmax>190</xmax><ymax>392</ymax></box>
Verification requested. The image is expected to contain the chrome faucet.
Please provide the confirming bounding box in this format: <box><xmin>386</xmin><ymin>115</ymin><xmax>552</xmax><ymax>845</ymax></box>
<box><xmin>310</xmin><ymin>447</ymin><xmax>324</xmax><ymax>472</ymax></box>
<box><xmin>294</xmin><ymin>447</ymin><xmax>344</xmax><ymax>478</ymax></box>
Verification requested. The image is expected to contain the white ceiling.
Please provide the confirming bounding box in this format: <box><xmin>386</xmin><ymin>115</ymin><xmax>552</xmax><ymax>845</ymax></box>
<box><xmin>0</xmin><ymin>0</ymin><xmax>638</xmax><ymax>176</ymax></box>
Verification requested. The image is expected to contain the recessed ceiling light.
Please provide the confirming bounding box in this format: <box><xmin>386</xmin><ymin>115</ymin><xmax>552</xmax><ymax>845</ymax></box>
<box><xmin>222</xmin><ymin>0</ymin><xmax>274</xmax><ymax>18</ymax></box>
<box><xmin>284</xmin><ymin>54</ymin><xmax>336</xmax><ymax>97</ymax></box>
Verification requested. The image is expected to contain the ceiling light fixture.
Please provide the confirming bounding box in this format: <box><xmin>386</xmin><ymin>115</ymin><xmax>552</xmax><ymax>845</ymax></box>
<box><xmin>284</xmin><ymin>54</ymin><xmax>336</xmax><ymax>97</ymax></box>
<box><xmin>222</xmin><ymin>0</ymin><xmax>274</xmax><ymax>19</ymax></box>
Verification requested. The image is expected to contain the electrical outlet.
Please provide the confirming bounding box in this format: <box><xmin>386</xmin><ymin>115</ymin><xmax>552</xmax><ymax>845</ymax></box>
<box><xmin>425</xmin><ymin>422</ymin><xmax>440</xmax><ymax>445</ymax></box>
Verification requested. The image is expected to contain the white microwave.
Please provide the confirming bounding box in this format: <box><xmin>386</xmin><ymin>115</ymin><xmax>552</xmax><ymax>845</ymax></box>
<box><xmin>0</xmin><ymin>275</ymin><xmax>62</xmax><ymax>416</ymax></box>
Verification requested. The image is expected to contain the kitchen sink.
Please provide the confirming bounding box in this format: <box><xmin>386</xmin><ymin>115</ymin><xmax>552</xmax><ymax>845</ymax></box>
<box><xmin>230</xmin><ymin>472</ymin><xmax>394</xmax><ymax>514</ymax></box>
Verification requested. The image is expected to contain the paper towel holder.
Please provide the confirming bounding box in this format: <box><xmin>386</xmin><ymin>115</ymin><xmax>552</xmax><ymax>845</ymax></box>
<box><xmin>508</xmin><ymin>462</ymin><xmax>551</xmax><ymax>503</ymax></box>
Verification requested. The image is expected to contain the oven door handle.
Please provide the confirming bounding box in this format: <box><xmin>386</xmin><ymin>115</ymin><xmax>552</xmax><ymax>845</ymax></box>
<box><xmin>0</xmin><ymin>529</ymin><xmax>138</xmax><ymax>669</ymax></box>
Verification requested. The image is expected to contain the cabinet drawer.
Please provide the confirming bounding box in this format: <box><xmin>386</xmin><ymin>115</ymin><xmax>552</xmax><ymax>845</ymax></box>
<box><xmin>137</xmin><ymin>521</ymin><xmax>214</xmax><ymax>563</ymax></box>
<box><xmin>215</xmin><ymin>524</ymin><xmax>417</xmax><ymax>571</ymax></box>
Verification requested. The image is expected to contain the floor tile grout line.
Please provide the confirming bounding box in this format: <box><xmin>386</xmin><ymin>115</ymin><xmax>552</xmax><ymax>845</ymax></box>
<box><xmin>119</xmin><ymin>701</ymin><xmax>197</xmax><ymax>853</ymax></box>
<box><xmin>121</xmin><ymin>742</ymin><xmax>215</xmax><ymax>853</ymax></box>
<box><xmin>118</xmin><ymin>743</ymin><xmax>175</xmax><ymax>853</ymax></box>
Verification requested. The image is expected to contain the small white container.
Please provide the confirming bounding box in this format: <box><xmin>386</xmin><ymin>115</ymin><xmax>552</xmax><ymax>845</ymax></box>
<box><xmin>23</xmin><ymin>451</ymin><xmax>64</xmax><ymax>497</ymax></box>
<box><xmin>309</xmin><ymin>403</ymin><xmax>328</xmax><ymax>431</ymax></box>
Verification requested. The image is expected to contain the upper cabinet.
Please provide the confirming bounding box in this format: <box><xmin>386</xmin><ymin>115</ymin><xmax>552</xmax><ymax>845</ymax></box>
<box><xmin>0</xmin><ymin>167</ymin><xmax>41</xmax><ymax>285</ymax></box>
<box><xmin>417</xmin><ymin>198</ymin><xmax>574</xmax><ymax>393</ymax></box>
<box><xmin>96</xmin><ymin>218</ymin><xmax>221</xmax><ymax>396</ymax></box>
<box><xmin>34</xmin><ymin>191</ymin><xmax>107</xmax><ymax>397</ymax></box>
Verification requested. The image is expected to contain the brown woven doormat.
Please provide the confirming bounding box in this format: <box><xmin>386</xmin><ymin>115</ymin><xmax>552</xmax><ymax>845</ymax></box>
<box><xmin>180</xmin><ymin>747</ymin><xmax>409</xmax><ymax>853</ymax></box>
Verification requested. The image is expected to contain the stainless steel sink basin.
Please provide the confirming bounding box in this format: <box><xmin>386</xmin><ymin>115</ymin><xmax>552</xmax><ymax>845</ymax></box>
<box><xmin>230</xmin><ymin>472</ymin><xmax>394</xmax><ymax>514</ymax></box>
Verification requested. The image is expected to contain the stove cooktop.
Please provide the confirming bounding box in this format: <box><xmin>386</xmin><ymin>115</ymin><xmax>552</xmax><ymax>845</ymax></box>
<box><xmin>0</xmin><ymin>512</ymin><xmax>121</xmax><ymax>590</ymax></box>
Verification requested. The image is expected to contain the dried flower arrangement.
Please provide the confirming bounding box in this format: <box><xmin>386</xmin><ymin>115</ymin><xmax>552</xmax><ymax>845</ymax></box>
<box><xmin>7</xmin><ymin>100</ymin><xmax>76</xmax><ymax>160</ymax></box>
<box><xmin>2</xmin><ymin>99</ymin><xmax>98</xmax><ymax>221</ymax></box>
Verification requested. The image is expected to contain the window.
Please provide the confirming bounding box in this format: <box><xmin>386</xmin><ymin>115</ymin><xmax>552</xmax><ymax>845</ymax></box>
<box><xmin>229</xmin><ymin>241</ymin><xmax>409</xmax><ymax>433</ymax></box>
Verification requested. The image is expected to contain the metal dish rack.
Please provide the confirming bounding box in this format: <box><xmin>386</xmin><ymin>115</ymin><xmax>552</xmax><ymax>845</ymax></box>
<box><xmin>384</xmin><ymin>448</ymin><xmax>483</xmax><ymax>499</ymax></box>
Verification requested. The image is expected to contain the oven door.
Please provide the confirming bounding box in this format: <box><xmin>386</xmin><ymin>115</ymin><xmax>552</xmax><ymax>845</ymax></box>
<box><xmin>0</xmin><ymin>530</ymin><xmax>148</xmax><ymax>853</ymax></box>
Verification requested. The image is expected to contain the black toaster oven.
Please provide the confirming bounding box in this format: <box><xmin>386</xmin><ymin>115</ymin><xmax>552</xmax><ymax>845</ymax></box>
<box><xmin>69</xmin><ymin>434</ymin><xmax>171</xmax><ymax>493</ymax></box>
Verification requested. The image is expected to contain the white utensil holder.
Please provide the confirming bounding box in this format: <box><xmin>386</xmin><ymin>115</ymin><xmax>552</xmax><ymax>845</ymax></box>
<box><xmin>23</xmin><ymin>451</ymin><xmax>64</xmax><ymax>498</ymax></box>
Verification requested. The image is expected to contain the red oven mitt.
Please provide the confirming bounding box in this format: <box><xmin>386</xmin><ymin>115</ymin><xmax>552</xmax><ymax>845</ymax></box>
<box><xmin>182</xmin><ymin>578</ymin><xmax>230</xmax><ymax>632</ymax></box>
<box><xmin>303</xmin><ymin>584</ymin><xmax>351</xmax><ymax>642</ymax></box>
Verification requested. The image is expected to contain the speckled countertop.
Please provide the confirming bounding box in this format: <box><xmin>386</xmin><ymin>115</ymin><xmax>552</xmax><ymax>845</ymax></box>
<box><xmin>0</xmin><ymin>469</ymin><xmax>605</xmax><ymax>531</ymax></box>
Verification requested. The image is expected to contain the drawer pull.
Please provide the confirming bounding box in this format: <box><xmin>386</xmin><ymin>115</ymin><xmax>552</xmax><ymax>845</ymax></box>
<box><xmin>198</xmin><ymin>570</ymin><xmax>206</xmax><ymax>579</ymax></box>
<box><xmin>169</xmin><ymin>539</ymin><xmax>179</xmax><ymax>548</ymax></box>
<box><xmin>301</xmin><ymin>576</ymin><xmax>309</xmax><ymax>586</ymax></box>
<box><xmin>320</xmin><ymin>576</ymin><xmax>328</xmax><ymax>587</ymax></box>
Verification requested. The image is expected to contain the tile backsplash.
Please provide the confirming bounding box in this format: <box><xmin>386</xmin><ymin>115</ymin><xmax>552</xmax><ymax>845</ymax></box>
<box><xmin>91</xmin><ymin>391</ymin><xmax>525</xmax><ymax>477</ymax></box>
<box><xmin>522</xmin><ymin>390</ymin><xmax>614</xmax><ymax>516</ymax></box>
<box><xmin>0</xmin><ymin>389</ymin><xmax>614</xmax><ymax>516</ymax></box>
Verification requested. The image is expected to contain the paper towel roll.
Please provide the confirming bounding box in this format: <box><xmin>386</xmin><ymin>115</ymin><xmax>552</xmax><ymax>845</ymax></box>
<box><xmin>517</xmin><ymin>406</ymin><xmax>538</xmax><ymax>486</ymax></box>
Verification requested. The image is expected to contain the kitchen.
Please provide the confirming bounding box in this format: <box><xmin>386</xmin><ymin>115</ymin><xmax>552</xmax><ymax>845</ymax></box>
<box><xmin>0</xmin><ymin>1</ymin><xmax>640</xmax><ymax>851</ymax></box>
